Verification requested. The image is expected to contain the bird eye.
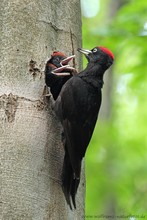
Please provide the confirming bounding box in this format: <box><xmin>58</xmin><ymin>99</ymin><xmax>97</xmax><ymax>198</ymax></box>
<box><xmin>93</xmin><ymin>48</ymin><xmax>97</xmax><ymax>53</ymax></box>
<box><xmin>55</xmin><ymin>57</ymin><xmax>60</xmax><ymax>61</ymax></box>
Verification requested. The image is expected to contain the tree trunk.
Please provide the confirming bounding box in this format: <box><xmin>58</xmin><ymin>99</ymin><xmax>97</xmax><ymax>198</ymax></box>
<box><xmin>0</xmin><ymin>1</ymin><xmax>84</xmax><ymax>219</ymax></box>
<box><xmin>100</xmin><ymin>0</ymin><xmax>126</xmax><ymax>120</ymax></box>
<box><xmin>100</xmin><ymin>0</ymin><xmax>127</xmax><ymax>216</ymax></box>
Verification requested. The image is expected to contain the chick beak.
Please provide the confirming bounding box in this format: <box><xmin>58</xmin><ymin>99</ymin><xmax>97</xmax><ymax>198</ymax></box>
<box><xmin>60</xmin><ymin>55</ymin><xmax>75</xmax><ymax>66</ymax></box>
<box><xmin>51</xmin><ymin>65</ymin><xmax>76</xmax><ymax>76</ymax></box>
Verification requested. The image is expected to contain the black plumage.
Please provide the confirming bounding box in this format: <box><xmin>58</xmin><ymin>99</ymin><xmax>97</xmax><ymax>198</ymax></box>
<box><xmin>45</xmin><ymin>51</ymin><xmax>75</xmax><ymax>100</ymax></box>
<box><xmin>54</xmin><ymin>46</ymin><xmax>114</xmax><ymax>209</ymax></box>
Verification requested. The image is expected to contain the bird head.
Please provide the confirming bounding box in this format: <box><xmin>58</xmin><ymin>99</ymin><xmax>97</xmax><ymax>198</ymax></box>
<box><xmin>77</xmin><ymin>46</ymin><xmax>114</xmax><ymax>69</ymax></box>
<box><xmin>51</xmin><ymin>51</ymin><xmax>75</xmax><ymax>67</ymax></box>
<box><xmin>46</xmin><ymin>51</ymin><xmax>76</xmax><ymax>76</ymax></box>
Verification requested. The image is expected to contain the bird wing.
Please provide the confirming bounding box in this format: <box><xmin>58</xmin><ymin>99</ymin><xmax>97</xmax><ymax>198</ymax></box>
<box><xmin>55</xmin><ymin>76</ymin><xmax>101</xmax><ymax>177</ymax></box>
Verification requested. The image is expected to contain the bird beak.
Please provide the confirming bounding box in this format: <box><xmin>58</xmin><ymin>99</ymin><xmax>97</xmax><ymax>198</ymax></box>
<box><xmin>77</xmin><ymin>48</ymin><xmax>92</xmax><ymax>56</ymax></box>
<box><xmin>60</xmin><ymin>55</ymin><xmax>75</xmax><ymax>65</ymax></box>
<box><xmin>51</xmin><ymin>65</ymin><xmax>76</xmax><ymax>76</ymax></box>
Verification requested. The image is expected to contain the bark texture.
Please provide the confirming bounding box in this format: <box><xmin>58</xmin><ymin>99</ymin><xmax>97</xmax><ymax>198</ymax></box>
<box><xmin>0</xmin><ymin>0</ymin><xmax>84</xmax><ymax>219</ymax></box>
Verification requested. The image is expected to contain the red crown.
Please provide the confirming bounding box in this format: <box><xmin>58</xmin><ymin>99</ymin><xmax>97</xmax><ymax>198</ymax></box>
<box><xmin>52</xmin><ymin>51</ymin><xmax>67</xmax><ymax>58</ymax></box>
<box><xmin>99</xmin><ymin>47</ymin><xmax>114</xmax><ymax>59</ymax></box>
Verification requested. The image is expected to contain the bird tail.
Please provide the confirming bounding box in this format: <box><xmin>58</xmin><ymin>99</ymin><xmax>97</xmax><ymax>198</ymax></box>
<box><xmin>70</xmin><ymin>176</ymin><xmax>80</xmax><ymax>209</ymax></box>
<box><xmin>62</xmin><ymin>153</ymin><xmax>80</xmax><ymax>210</ymax></box>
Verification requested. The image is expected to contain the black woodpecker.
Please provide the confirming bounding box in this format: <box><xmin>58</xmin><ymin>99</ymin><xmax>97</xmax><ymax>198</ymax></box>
<box><xmin>54</xmin><ymin>46</ymin><xmax>114</xmax><ymax>209</ymax></box>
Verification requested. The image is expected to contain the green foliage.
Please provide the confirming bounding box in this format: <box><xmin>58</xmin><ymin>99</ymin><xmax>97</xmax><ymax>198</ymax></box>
<box><xmin>82</xmin><ymin>0</ymin><xmax>147</xmax><ymax>218</ymax></box>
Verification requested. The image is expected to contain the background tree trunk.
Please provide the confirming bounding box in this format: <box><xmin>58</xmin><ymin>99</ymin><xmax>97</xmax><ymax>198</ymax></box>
<box><xmin>0</xmin><ymin>0</ymin><xmax>84</xmax><ymax>219</ymax></box>
<box><xmin>100</xmin><ymin>0</ymin><xmax>126</xmax><ymax>119</ymax></box>
<box><xmin>100</xmin><ymin>0</ymin><xmax>126</xmax><ymax>216</ymax></box>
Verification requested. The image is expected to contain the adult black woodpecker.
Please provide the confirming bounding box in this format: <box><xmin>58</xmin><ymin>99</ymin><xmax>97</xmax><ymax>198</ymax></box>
<box><xmin>45</xmin><ymin>51</ymin><xmax>76</xmax><ymax>100</ymax></box>
<box><xmin>54</xmin><ymin>46</ymin><xmax>114</xmax><ymax>209</ymax></box>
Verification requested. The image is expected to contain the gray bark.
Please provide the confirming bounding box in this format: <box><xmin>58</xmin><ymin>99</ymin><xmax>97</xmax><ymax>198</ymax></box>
<box><xmin>0</xmin><ymin>0</ymin><xmax>84</xmax><ymax>219</ymax></box>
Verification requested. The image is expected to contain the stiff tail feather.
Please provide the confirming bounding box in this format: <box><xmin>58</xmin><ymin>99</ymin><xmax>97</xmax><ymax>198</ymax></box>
<box><xmin>62</xmin><ymin>153</ymin><xmax>80</xmax><ymax>209</ymax></box>
<box><xmin>70</xmin><ymin>178</ymin><xmax>80</xmax><ymax>209</ymax></box>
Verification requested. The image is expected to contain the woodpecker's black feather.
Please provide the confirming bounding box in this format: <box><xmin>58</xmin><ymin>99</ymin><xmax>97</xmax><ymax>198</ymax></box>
<box><xmin>54</xmin><ymin>46</ymin><xmax>114</xmax><ymax>209</ymax></box>
<box><xmin>45</xmin><ymin>52</ymin><xmax>75</xmax><ymax>100</ymax></box>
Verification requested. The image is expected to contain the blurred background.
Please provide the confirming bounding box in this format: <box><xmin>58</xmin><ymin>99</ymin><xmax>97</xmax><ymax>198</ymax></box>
<box><xmin>80</xmin><ymin>0</ymin><xmax>147</xmax><ymax>218</ymax></box>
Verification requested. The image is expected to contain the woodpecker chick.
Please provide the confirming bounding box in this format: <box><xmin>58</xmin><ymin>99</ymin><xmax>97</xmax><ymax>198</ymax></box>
<box><xmin>45</xmin><ymin>51</ymin><xmax>76</xmax><ymax>100</ymax></box>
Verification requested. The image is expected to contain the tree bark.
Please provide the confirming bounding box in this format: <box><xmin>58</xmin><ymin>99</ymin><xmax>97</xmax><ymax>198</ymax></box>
<box><xmin>0</xmin><ymin>0</ymin><xmax>84</xmax><ymax>219</ymax></box>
